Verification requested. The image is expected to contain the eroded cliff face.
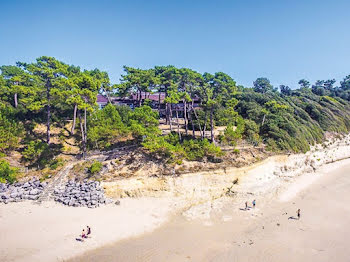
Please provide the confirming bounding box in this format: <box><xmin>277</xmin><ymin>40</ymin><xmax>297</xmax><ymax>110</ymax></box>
<box><xmin>102</xmin><ymin>134</ymin><xmax>350</xmax><ymax>209</ymax></box>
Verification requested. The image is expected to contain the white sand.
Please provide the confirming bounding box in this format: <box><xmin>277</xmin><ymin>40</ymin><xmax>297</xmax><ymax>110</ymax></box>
<box><xmin>0</xmin><ymin>198</ymin><xmax>179</xmax><ymax>262</ymax></box>
<box><xmin>1</xmin><ymin>133</ymin><xmax>350</xmax><ymax>262</ymax></box>
<box><xmin>70</xmin><ymin>158</ymin><xmax>350</xmax><ymax>262</ymax></box>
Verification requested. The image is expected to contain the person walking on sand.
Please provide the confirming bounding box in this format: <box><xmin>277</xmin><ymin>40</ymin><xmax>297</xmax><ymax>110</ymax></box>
<box><xmin>297</xmin><ymin>209</ymin><xmax>301</xmax><ymax>220</ymax></box>
<box><xmin>87</xmin><ymin>226</ymin><xmax>91</xmax><ymax>236</ymax></box>
<box><xmin>245</xmin><ymin>201</ymin><xmax>248</xmax><ymax>210</ymax></box>
<box><xmin>252</xmin><ymin>200</ymin><xmax>256</xmax><ymax>208</ymax></box>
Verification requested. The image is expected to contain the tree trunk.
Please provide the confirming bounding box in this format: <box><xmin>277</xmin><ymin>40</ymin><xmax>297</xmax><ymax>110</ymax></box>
<box><xmin>46</xmin><ymin>85</ymin><xmax>51</xmax><ymax>144</ymax></box>
<box><xmin>176</xmin><ymin>106</ymin><xmax>181</xmax><ymax>140</ymax></box>
<box><xmin>184</xmin><ymin>100</ymin><xmax>188</xmax><ymax>136</ymax></box>
<box><xmin>169</xmin><ymin>104</ymin><xmax>173</xmax><ymax>132</ymax></box>
<box><xmin>78</xmin><ymin>111</ymin><xmax>85</xmax><ymax>158</ymax></box>
<box><xmin>165</xmin><ymin>103</ymin><xmax>169</xmax><ymax>125</ymax></box>
<box><xmin>83</xmin><ymin>106</ymin><xmax>87</xmax><ymax>159</ymax></box>
<box><xmin>139</xmin><ymin>90</ymin><xmax>142</xmax><ymax>107</ymax></box>
<box><xmin>210</xmin><ymin>106</ymin><xmax>215</xmax><ymax>144</ymax></box>
<box><xmin>102</xmin><ymin>87</ymin><xmax>112</xmax><ymax>104</ymax></box>
<box><xmin>158</xmin><ymin>92</ymin><xmax>161</xmax><ymax>111</ymax></box>
<box><xmin>262</xmin><ymin>114</ymin><xmax>266</xmax><ymax>126</ymax></box>
<box><xmin>203</xmin><ymin>110</ymin><xmax>208</xmax><ymax>139</ymax></box>
<box><xmin>14</xmin><ymin>93</ymin><xmax>18</xmax><ymax>108</ymax></box>
<box><xmin>189</xmin><ymin>109</ymin><xmax>195</xmax><ymax>137</ymax></box>
<box><xmin>192</xmin><ymin>103</ymin><xmax>202</xmax><ymax>137</ymax></box>
<box><xmin>71</xmin><ymin>104</ymin><xmax>77</xmax><ymax>134</ymax></box>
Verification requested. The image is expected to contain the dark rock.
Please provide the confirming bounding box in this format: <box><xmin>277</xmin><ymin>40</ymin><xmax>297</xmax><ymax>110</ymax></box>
<box><xmin>1</xmin><ymin>194</ymin><xmax>8</xmax><ymax>199</ymax></box>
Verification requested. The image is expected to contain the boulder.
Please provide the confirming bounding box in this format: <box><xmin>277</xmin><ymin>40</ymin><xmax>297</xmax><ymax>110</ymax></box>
<box><xmin>28</xmin><ymin>195</ymin><xmax>39</xmax><ymax>200</ymax></box>
<box><xmin>10</xmin><ymin>192</ymin><xmax>18</xmax><ymax>198</ymax></box>
<box><xmin>29</xmin><ymin>189</ymin><xmax>40</xmax><ymax>195</ymax></box>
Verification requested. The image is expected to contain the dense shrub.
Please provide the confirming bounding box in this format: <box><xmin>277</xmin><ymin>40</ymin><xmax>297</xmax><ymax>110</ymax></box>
<box><xmin>143</xmin><ymin>133</ymin><xmax>222</xmax><ymax>163</ymax></box>
<box><xmin>0</xmin><ymin>112</ymin><xmax>23</xmax><ymax>153</ymax></box>
<box><xmin>88</xmin><ymin>160</ymin><xmax>103</xmax><ymax>175</ymax></box>
<box><xmin>88</xmin><ymin>104</ymin><xmax>128</xmax><ymax>149</ymax></box>
<box><xmin>0</xmin><ymin>159</ymin><xmax>18</xmax><ymax>183</ymax></box>
<box><xmin>22</xmin><ymin>140</ymin><xmax>48</xmax><ymax>162</ymax></box>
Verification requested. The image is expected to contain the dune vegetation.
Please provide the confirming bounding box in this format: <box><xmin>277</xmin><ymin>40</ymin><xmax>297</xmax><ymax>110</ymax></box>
<box><xmin>1</xmin><ymin>56</ymin><xmax>350</xmax><ymax>182</ymax></box>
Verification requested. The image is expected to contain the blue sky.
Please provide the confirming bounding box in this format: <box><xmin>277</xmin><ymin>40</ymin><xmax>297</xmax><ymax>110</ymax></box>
<box><xmin>0</xmin><ymin>0</ymin><xmax>349</xmax><ymax>88</ymax></box>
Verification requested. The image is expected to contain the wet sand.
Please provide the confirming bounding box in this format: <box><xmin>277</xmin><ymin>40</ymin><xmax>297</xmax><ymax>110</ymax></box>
<box><xmin>70</xmin><ymin>159</ymin><xmax>350</xmax><ymax>262</ymax></box>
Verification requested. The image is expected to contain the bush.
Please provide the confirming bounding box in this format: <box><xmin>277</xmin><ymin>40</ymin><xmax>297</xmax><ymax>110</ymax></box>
<box><xmin>88</xmin><ymin>104</ymin><xmax>128</xmax><ymax>150</ymax></box>
<box><xmin>143</xmin><ymin>133</ymin><xmax>223</xmax><ymax>163</ymax></box>
<box><xmin>183</xmin><ymin>138</ymin><xmax>223</xmax><ymax>161</ymax></box>
<box><xmin>0</xmin><ymin>159</ymin><xmax>18</xmax><ymax>183</ymax></box>
<box><xmin>49</xmin><ymin>158</ymin><xmax>64</xmax><ymax>170</ymax></box>
<box><xmin>22</xmin><ymin>140</ymin><xmax>48</xmax><ymax>162</ymax></box>
<box><xmin>0</xmin><ymin>112</ymin><xmax>23</xmax><ymax>153</ymax></box>
<box><xmin>243</xmin><ymin>119</ymin><xmax>260</xmax><ymax>145</ymax></box>
<box><xmin>88</xmin><ymin>160</ymin><xmax>103</xmax><ymax>175</ymax></box>
<box><xmin>219</xmin><ymin>116</ymin><xmax>245</xmax><ymax>146</ymax></box>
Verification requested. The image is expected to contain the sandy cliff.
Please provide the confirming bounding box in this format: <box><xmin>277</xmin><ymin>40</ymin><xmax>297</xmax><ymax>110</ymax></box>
<box><xmin>102</xmin><ymin>134</ymin><xmax>350</xmax><ymax>213</ymax></box>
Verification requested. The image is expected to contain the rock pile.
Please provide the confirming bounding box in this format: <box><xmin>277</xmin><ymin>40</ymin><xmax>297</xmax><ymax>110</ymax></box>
<box><xmin>54</xmin><ymin>180</ymin><xmax>107</xmax><ymax>208</ymax></box>
<box><xmin>0</xmin><ymin>179</ymin><xmax>47</xmax><ymax>204</ymax></box>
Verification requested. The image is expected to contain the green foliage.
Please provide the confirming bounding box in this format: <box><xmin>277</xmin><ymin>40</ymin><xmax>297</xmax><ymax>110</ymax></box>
<box><xmin>0</xmin><ymin>159</ymin><xmax>18</xmax><ymax>183</ymax></box>
<box><xmin>22</xmin><ymin>140</ymin><xmax>48</xmax><ymax>162</ymax></box>
<box><xmin>243</xmin><ymin>119</ymin><xmax>260</xmax><ymax>145</ymax></box>
<box><xmin>88</xmin><ymin>160</ymin><xmax>103</xmax><ymax>175</ymax></box>
<box><xmin>218</xmin><ymin>116</ymin><xmax>245</xmax><ymax>146</ymax></box>
<box><xmin>253</xmin><ymin>78</ymin><xmax>274</xmax><ymax>93</ymax></box>
<box><xmin>21</xmin><ymin>140</ymin><xmax>61</xmax><ymax>168</ymax></box>
<box><xmin>115</xmin><ymin>105</ymin><xmax>132</xmax><ymax>124</ymax></box>
<box><xmin>128</xmin><ymin>105</ymin><xmax>160</xmax><ymax>140</ymax></box>
<box><xmin>182</xmin><ymin>138</ymin><xmax>223</xmax><ymax>161</ymax></box>
<box><xmin>2</xmin><ymin>57</ymin><xmax>350</xmax><ymax>165</ymax></box>
<box><xmin>0</xmin><ymin>111</ymin><xmax>23</xmax><ymax>153</ymax></box>
<box><xmin>143</xmin><ymin>133</ymin><xmax>223</xmax><ymax>163</ymax></box>
<box><xmin>88</xmin><ymin>104</ymin><xmax>127</xmax><ymax>149</ymax></box>
<box><xmin>49</xmin><ymin>157</ymin><xmax>64</xmax><ymax>170</ymax></box>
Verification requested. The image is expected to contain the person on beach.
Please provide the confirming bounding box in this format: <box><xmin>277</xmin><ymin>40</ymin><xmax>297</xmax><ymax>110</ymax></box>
<box><xmin>81</xmin><ymin>229</ymin><xmax>87</xmax><ymax>239</ymax></box>
<box><xmin>87</xmin><ymin>226</ymin><xmax>91</xmax><ymax>236</ymax></box>
<box><xmin>297</xmin><ymin>209</ymin><xmax>301</xmax><ymax>220</ymax></box>
<box><xmin>245</xmin><ymin>201</ymin><xmax>248</xmax><ymax>210</ymax></box>
<box><xmin>252</xmin><ymin>200</ymin><xmax>256</xmax><ymax>208</ymax></box>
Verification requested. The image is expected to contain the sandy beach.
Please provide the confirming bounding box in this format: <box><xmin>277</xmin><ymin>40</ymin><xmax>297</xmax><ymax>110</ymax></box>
<box><xmin>0</xmin><ymin>198</ymin><xmax>179</xmax><ymax>262</ymax></box>
<box><xmin>1</xmin><ymin>147</ymin><xmax>350</xmax><ymax>262</ymax></box>
<box><xmin>69</xmin><ymin>159</ymin><xmax>350</xmax><ymax>262</ymax></box>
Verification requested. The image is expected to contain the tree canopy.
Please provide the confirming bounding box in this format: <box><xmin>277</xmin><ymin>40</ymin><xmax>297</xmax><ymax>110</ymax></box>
<box><xmin>1</xmin><ymin>56</ymin><xmax>350</xmax><ymax>177</ymax></box>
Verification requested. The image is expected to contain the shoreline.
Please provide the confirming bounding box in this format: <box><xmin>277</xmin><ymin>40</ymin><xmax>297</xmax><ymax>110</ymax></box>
<box><xmin>1</xmin><ymin>135</ymin><xmax>350</xmax><ymax>262</ymax></box>
<box><xmin>70</xmin><ymin>158</ymin><xmax>350</xmax><ymax>262</ymax></box>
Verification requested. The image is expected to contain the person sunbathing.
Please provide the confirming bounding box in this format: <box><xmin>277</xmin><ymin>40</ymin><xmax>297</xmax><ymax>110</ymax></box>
<box><xmin>81</xmin><ymin>229</ymin><xmax>87</xmax><ymax>239</ymax></box>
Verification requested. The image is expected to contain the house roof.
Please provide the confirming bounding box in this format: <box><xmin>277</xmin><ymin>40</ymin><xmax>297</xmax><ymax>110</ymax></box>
<box><xmin>130</xmin><ymin>92</ymin><xmax>166</xmax><ymax>102</ymax></box>
<box><xmin>97</xmin><ymin>94</ymin><xmax>109</xmax><ymax>103</ymax></box>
